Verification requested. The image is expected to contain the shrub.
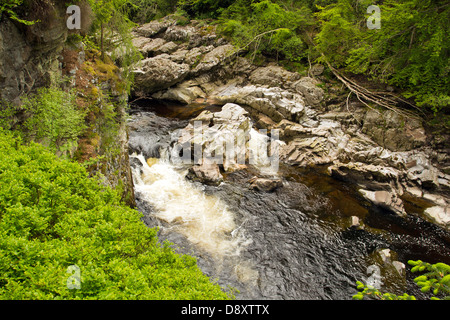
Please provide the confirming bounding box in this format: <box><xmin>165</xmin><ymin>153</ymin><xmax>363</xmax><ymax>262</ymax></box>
<box><xmin>353</xmin><ymin>260</ymin><xmax>450</xmax><ymax>300</ymax></box>
<box><xmin>20</xmin><ymin>87</ymin><xmax>86</xmax><ymax>156</ymax></box>
<box><xmin>0</xmin><ymin>129</ymin><xmax>231</xmax><ymax>300</ymax></box>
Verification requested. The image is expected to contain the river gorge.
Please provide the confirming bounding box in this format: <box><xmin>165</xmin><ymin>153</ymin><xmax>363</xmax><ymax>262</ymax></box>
<box><xmin>121</xmin><ymin>16</ymin><xmax>450</xmax><ymax>300</ymax></box>
<box><xmin>126</xmin><ymin>99</ymin><xmax>450</xmax><ymax>300</ymax></box>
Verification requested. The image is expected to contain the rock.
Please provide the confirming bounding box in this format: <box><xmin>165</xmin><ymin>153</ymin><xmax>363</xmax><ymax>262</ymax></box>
<box><xmin>249</xmin><ymin>65</ymin><xmax>301</xmax><ymax>88</ymax></box>
<box><xmin>134</xmin><ymin>18</ymin><xmax>176</xmax><ymax>38</ymax></box>
<box><xmin>359</xmin><ymin>189</ymin><xmax>406</xmax><ymax>217</ymax></box>
<box><xmin>184</xmin><ymin>46</ymin><xmax>215</xmax><ymax>65</ymax></box>
<box><xmin>163</xmin><ymin>24</ymin><xmax>198</xmax><ymax>43</ymax></box>
<box><xmin>423</xmin><ymin>206</ymin><xmax>450</xmax><ymax>230</ymax></box>
<box><xmin>176</xmin><ymin>103</ymin><xmax>252</xmax><ymax>172</ymax></box>
<box><xmin>213</xmin><ymin>84</ymin><xmax>305</xmax><ymax>123</ymax></box>
<box><xmin>378</xmin><ymin>248</ymin><xmax>392</xmax><ymax>263</ymax></box>
<box><xmin>328</xmin><ymin>162</ymin><xmax>401</xmax><ymax>191</ymax></box>
<box><xmin>191</xmin><ymin>44</ymin><xmax>235</xmax><ymax>75</ymax></box>
<box><xmin>362</xmin><ymin>109</ymin><xmax>426</xmax><ymax>152</ymax></box>
<box><xmin>132</xmin><ymin>37</ymin><xmax>166</xmax><ymax>57</ymax></box>
<box><xmin>188</xmin><ymin>163</ymin><xmax>223</xmax><ymax>185</ymax></box>
<box><xmin>153</xmin><ymin>83</ymin><xmax>206</xmax><ymax>104</ymax></box>
<box><xmin>133</xmin><ymin>57</ymin><xmax>190</xmax><ymax>93</ymax></box>
<box><xmin>156</xmin><ymin>41</ymin><xmax>179</xmax><ymax>55</ymax></box>
<box><xmin>0</xmin><ymin>5</ymin><xmax>67</xmax><ymax>102</ymax></box>
<box><xmin>350</xmin><ymin>216</ymin><xmax>361</xmax><ymax>228</ymax></box>
<box><xmin>310</xmin><ymin>64</ymin><xmax>324</xmax><ymax>76</ymax></box>
<box><xmin>291</xmin><ymin>77</ymin><xmax>325</xmax><ymax>107</ymax></box>
<box><xmin>249</xmin><ymin>176</ymin><xmax>283</xmax><ymax>192</ymax></box>
<box><xmin>392</xmin><ymin>261</ymin><xmax>406</xmax><ymax>276</ymax></box>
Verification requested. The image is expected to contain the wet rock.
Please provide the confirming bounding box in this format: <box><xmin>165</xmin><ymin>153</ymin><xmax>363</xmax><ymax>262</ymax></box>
<box><xmin>188</xmin><ymin>163</ymin><xmax>223</xmax><ymax>185</ymax></box>
<box><xmin>176</xmin><ymin>103</ymin><xmax>252</xmax><ymax>172</ymax></box>
<box><xmin>423</xmin><ymin>206</ymin><xmax>450</xmax><ymax>229</ymax></box>
<box><xmin>392</xmin><ymin>261</ymin><xmax>406</xmax><ymax>276</ymax></box>
<box><xmin>359</xmin><ymin>189</ymin><xmax>406</xmax><ymax>217</ymax></box>
<box><xmin>249</xmin><ymin>176</ymin><xmax>283</xmax><ymax>192</ymax></box>
<box><xmin>350</xmin><ymin>216</ymin><xmax>361</xmax><ymax>228</ymax></box>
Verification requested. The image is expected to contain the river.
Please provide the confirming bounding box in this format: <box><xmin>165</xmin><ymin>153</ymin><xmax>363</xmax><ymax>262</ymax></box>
<box><xmin>127</xmin><ymin>99</ymin><xmax>450</xmax><ymax>300</ymax></box>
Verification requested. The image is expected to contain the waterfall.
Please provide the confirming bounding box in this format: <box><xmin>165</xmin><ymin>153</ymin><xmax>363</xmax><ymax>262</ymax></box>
<box><xmin>130</xmin><ymin>154</ymin><xmax>250</xmax><ymax>258</ymax></box>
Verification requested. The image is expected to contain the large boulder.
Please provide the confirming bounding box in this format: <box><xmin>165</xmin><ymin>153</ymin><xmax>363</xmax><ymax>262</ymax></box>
<box><xmin>134</xmin><ymin>18</ymin><xmax>176</xmax><ymax>38</ymax></box>
<box><xmin>212</xmin><ymin>84</ymin><xmax>305</xmax><ymax>123</ymax></box>
<box><xmin>249</xmin><ymin>64</ymin><xmax>301</xmax><ymax>88</ymax></box>
<box><xmin>176</xmin><ymin>103</ymin><xmax>252</xmax><ymax>172</ymax></box>
<box><xmin>188</xmin><ymin>163</ymin><xmax>223</xmax><ymax>185</ymax></box>
<box><xmin>191</xmin><ymin>44</ymin><xmax>235</xmax><ymax>75</ymax></box>
<box><xmin>359</xmin><ymin>189</ymin><xmax>407</xmax><ymax>217</ymax></box>
<box><xmin>423</xmin><ymin>206</ymin><xmax>450</xmax><ymax>229</ymax></box>
<box><xmin>291</xmin><ymin>77</ymin><xmax>325</xmax><ymax>107</ymax></box>
<box><xmin>133</xmin><ymin>57</ymin><xmax>190</xmax><ymax>94</ymax></box>
<box><xmin>362</xmin><ymin>109</ymin><xmax>426</xmax><ymax>152</ymax></box>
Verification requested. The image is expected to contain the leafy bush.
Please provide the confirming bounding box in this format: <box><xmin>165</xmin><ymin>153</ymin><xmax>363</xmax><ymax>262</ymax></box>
<box><xmin>0</xmin><ymin>129</ymin><xmax>231</xmax><ymax>300</ymax></box>
<box><xmin>20</xmin><ymin>87</ymin><xmax>86</xmax><ymax>156</ymax></box>
<box><xmin>216</xmin><ymin>0</ymin><xmax>312</xmax><ymax>63</ymax></box>
<box><xmin>353</xmin><ymin>260</ymin><xmax>450</xmax><ymax>300</ymax></box>
<box><xmin>0</xmin><ymin>0</ymin><xmax>38</xmax><ymax>25</ymax></box>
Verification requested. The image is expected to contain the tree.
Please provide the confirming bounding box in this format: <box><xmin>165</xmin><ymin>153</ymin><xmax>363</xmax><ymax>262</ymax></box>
<box><xmin>314</xmin><ymin>0</ymin><xmax>450</xmax><ymax>113</ymax></box>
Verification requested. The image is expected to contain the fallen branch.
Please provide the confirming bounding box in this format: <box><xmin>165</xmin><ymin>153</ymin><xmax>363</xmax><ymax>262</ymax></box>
<box><xmin>321</xmin><ymin>53</ymin><xmax>421</xmax><ymax>120</ymax></box>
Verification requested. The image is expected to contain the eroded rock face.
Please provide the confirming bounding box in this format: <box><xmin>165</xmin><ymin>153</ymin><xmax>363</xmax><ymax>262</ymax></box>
<box><xmin>212</xmin><ymin>84</ymin><xmax>306</xmax><ymax>123</ymax></box>
<box><xmin>133</xmin><ymin>57</ymin><xmax>190</xmax><ymax>94</ymax></box>
<box><xmin>362</xmin><ymin>109</ymin><xmax>427</xmax><ymax>152</ymax></box>
<box><xmin>0</xmin><ymin>5</ymin><xmax>68</xmax><ymax>103</ymax></box>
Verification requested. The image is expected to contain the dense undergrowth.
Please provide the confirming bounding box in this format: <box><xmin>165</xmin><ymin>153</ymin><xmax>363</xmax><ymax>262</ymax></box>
<box><xmin>0</xmin><ymin>129</ymin><xmax>231</xmax><ymax>299</ymax></box>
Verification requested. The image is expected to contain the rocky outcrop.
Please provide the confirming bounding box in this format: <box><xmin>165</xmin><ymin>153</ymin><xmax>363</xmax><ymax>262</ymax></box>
<box><xmin>131</xmin><ymin>17</ymin><xmax>449</xmax><ymax>230</ymax></box>
<box><xmin>0</xmin><ymin>2</ymin><xmax>136</xmax><ymax>207</ymax></box>
<box><xmin>0</xmin><ymin>2</ymin><xmax>68</xmax><ymax>103</ymax></box>
<box><xmin>176</xmin><ymin>103</ymin><xmax>252</xmax><ymax>174</ymax></box>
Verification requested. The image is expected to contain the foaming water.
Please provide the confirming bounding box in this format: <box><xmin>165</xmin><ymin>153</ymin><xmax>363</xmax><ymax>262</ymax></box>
<box><xmin>131</xmin><ymin>154</ymin><xmax>249</xmax><ymax>258</ymax></box>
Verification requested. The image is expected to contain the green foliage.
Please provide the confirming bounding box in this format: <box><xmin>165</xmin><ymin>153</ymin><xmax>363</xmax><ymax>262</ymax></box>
<box><xmin>127</xmin><ymin>0</ymin><xmax>178</xmax><ymax>23</ymax></box>
<box><xmin>353</xmin><ymin>260</ymin><xmax>450</xmax><ymax>300</ymax></box>
<box><xmin>315</xmin><ymin>0</ymin><xmax>450</xmax><ymax>113</ymax></box>
<box><xmin>215</xmin><ymin>0</ymin><xmax>312</xmax><ymax>63</ymax></box>
<box><xmin>20</xmin><ymin>87</ymin><xmax>86</xmax><ymax>156</ymax></box>
<box><xmin>0</xmin><ymin>129</ymin><xmax>232</xmax><ymax>300</ymax></box>
<box><xmin>83</xmin><ymin>0</ymin><xmax>142</xmax><ymax>92</ymax></box>
<box><xmin>0</xmin><ymin>0</ymin><xmax>39</xmax><ymax>25</ymax></box>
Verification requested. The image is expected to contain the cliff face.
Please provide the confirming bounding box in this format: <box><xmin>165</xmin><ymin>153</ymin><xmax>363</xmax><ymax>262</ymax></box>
<box><xmin>0</xmin><ymin>2</ymin><xmax>135</xmax><ymax>207</ymax></box>
<box><xmin>0</xmin><ymin>2</ymin><xmax>67</xmax><ymax>104</ymax></box>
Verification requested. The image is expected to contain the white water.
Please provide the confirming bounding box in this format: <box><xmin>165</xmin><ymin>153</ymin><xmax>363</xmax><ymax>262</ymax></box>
<box><xmin>131</xmin><ymin>154</ymin><xmax>249</xmax><ymax>258</ymax></box>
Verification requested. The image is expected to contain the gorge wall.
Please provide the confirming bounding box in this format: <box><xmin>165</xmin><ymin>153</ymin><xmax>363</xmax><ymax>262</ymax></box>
<box><xmin>130</xmin><ymin>16</ymin><xmax>450</xmax><ymax>230</ymax></box>
<box><xmin>0</xmin><ymin>2</ymin><xmax>135</xmax><ymax>206</ymax></box>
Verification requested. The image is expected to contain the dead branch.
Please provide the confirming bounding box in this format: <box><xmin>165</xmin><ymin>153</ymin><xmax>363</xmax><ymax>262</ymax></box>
<box><xmin>320</xmin><ymin>53</ymin><xmax>421</xmax><ymax>120</ymax></box>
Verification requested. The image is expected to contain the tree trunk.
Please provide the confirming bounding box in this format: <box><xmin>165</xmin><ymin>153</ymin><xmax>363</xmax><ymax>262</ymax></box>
<box><xmin>101</xmin><ymin>23</ymin><xmax>105</xmax><ymax>61</ymax></box>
